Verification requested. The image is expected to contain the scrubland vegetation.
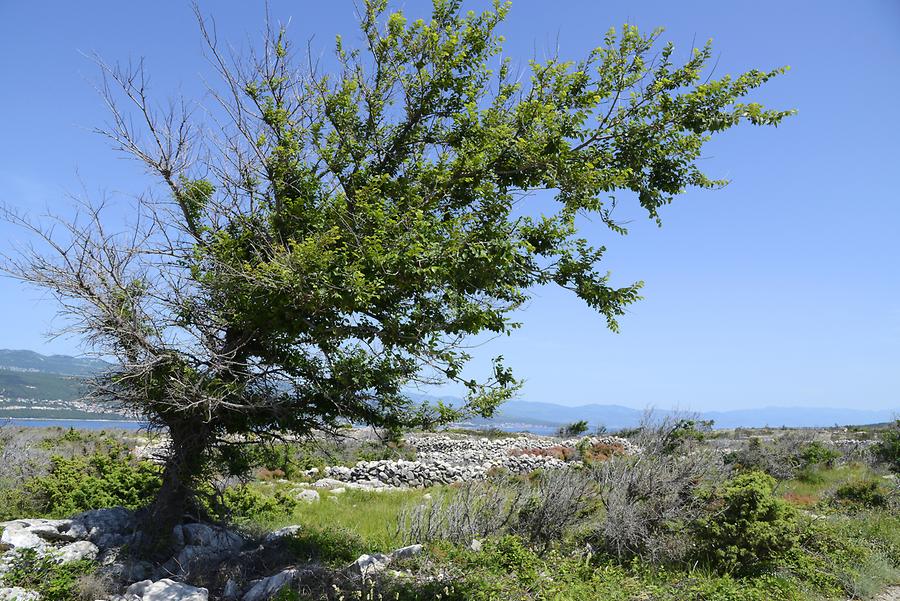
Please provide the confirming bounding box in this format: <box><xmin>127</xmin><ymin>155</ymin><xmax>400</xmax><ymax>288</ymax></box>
<box><xmin>0</xmin><ymin>419</ymin><xmax>897</xmax><ymax>600</ymax></box>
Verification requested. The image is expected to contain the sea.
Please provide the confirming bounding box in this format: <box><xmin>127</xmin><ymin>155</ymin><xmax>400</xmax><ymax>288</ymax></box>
<box><xmin>5</xmin><ymin>418</ymin><xmax>147</xmax><ymax>431</ymax></box>
<box><xmin>5</xmin><ymin>418</ymin><xmax>555</xmax><ymax>435</ymax></box>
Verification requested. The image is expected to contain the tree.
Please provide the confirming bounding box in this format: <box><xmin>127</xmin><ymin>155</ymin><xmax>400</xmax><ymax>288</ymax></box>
<box><xmin>2</xmin><ymin>0</ymin><xmax>792</xmax><ymax>537</ymax></box>
<box><xmin>557</xmin><ymin>420</ymin><xmax>589</xmax><ymax>438</ymax></box>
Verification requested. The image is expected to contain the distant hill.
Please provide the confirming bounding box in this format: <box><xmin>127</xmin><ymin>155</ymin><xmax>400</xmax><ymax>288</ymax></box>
<box><xmin>408</xmin><ymin>394</ymin><xmax>896</xmax><ymax>430</ymax></box>
<box><xmin>0</xmin><ymin>350</ymin><xmax>893</xmax><ymax>428</ymax></box>
<box><xmin>0</xmin><ymin>349</ymin><xmax>109</xmax><ymax>376</ymax></box>
<box><xmin>0</xmin><ymin>349</ymin><xmax>119</xmax><ymax>419</ymax></box>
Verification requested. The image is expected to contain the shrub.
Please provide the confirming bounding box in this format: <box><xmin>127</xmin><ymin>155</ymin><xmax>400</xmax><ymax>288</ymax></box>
<box><xmin>874</xmin><ymin>421</ymin><xmax>900</xmax><ymax>473</ymax></box>
<box><xmin>3</xmin><ymin>548</ymin><xmax>97</xmax><ymax>601</ymax></box>
<box><xmin>580</xmin><ymin>441</ymin><xmax>626</xmax><ymax>463</ymax></box>
<box><xmin>799</xmin><ymin>441</ymin><xmax>841</xmax><ymax>469</ymax></box>
<box><xmin>556</xmin><ymin>420</ymin><xmax>589</xmax><ymax>438</ymax></box>
<box><xmin>400</xmin><ymin>469</ymin><xmax>598</xmax><ymax>553</ymax></box>
<box><xmin>692</xmin><ymin>472</ymin><xmax>801</xmax><ymax>575</ymax></box>
<box><xmin>661</xmin><ymin>419</ymin><xmax>714</xmax><ymax>454</ymax></box>
<box><xmin>590</xmin><ymin>414</ymin><xmax>724</xmax><ymax>564</ymax></box>
<box><xmin>218</xmin><ymin>484</ymin><xmax>298</xmax><ymax>523</ymax></box>
<box><xmin>726</xmin><ymin>433</ymin><xmax>813</xmax><ymax>481</ymax></box>
<box><xmin>833</xmin><ymin>480</ymin><xmax>888</xmax><ymax>509</ymax></box>
<box><xmin>24</xmin><ymin>443</ymin><xmax>162</xmax><ymax>517</ymax></box>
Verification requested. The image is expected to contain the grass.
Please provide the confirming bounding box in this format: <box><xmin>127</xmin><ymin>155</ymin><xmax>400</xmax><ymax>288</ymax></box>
<box><xmin>778</xmin><ymin>462</ymin><xmax>875</xmax><ymax>504</ymax></box>
<box><xmin>245</xmin><ymin>481</ymin><xmax>430</xmax><ymax>553</ymax></box>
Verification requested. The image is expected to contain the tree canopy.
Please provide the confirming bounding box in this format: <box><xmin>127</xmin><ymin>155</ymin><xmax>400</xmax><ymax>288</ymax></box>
<box><xmin>4</xmin><ymin>0</ymin><xmax>792</xmax><ymax>528</ymax></box>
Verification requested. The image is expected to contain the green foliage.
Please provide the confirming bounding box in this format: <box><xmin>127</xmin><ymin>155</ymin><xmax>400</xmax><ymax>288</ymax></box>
<box><xmin>218</xmin><ymin>484</ymin><xmax>298</xmax><ymax>523</ymax></box>
<box><xmin>556</xmin><ymin>420</ymin><xmax>589</xmax><ymax>438</ymax></box>
<box><xmin>874</xmin><ymin>420</ymin><xmax>900</xmax><ymax>473</ymax></box>
<box><xmin>693</xmin><ymin>472</ymin><xmax>801</xmax><ymax>575</ymax></box>
<box><xmin>3</xmin><ymin>548</ymin><xmax>96</xmax><ymax>601</ymax></box>
<box><xmin>662</xmin><ymin>419</ymin><xmax>714</xmax><ymax>454</ymax></box>
<box><xmin>799</xmin><ymin>441</ymin><xmax>841</xmax><ymax>469</ymax></box>
<box><xmin>24</xmin><ymin>443</ymin><xmax>161</xmax><ymax>517</ymax></box>
<box><xmin>833</xmin><ymin>480</ymin><xmax>889</xmax><ymax>509</ymax></box>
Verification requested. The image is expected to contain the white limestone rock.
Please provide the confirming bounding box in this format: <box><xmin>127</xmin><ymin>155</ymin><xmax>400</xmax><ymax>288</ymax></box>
<box><xmin>296</xmin><ymin>489</ymin><xmax>320</xmax><ymax>503</ymax></box>
<box><xmin>390</xmin><ymin>544</ymin><xmax>423</xmax><ymax>560</ymax></box>
<box><xmin>242</xmin><ymin>569</ymin><xmax>299</xmax><ymax>601</ymax></box>
<box><xmin>263</xmin><ymin>526</ymin><xmax>302</xmax><ymax>545</ymax></box>
<box><xmin>346</xmin><ymin>553</ymin><xmax>391</xmax><ymax>579</ymax></box>
<box><xmin>142</xmin><ymin>579</ymin><xmax>208</xmax><ymax>601</ymax></box>
<box><xmin>0</xmin><ymin>527</ymin><xmax>46</xmax><ymax>551</ymax></box>
<box><xmin>57</xmin><ymin>540</ymin><xmax>99</xmax><ymax>563</ymax></box>
<box><xmin>0</xmin><ymin>587</ymin><xmax>41</xmax><ymax>601</ymax></box>
<box><xmin>125</xmin><ymin>580</ymin><xmax>154</xmax><ymax>597</ymax></box>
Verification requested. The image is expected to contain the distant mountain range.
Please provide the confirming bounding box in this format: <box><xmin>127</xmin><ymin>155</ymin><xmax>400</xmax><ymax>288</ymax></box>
<box><xmin>492</xmin><ymin>400</ymin><xmax>896</xmax><ymax>430</ymax></box>
<box><xmin>411</xmin><ymin>396</ymin><xmax>897</xmax><ymax>430</ymax></box>
<box><xmin>0</xmin><ymin>350</ymin><xmax>894</xmax><ymax>428</ymax></box>
<box><xmin>0</xmin><ymin>349</ymin><xmax>110</xmax><ymax>376</ymax></box>
<box><xmin>0</xmin><ymin>349</ymin><xmax>116</xmax><ymax>419</ymax></box>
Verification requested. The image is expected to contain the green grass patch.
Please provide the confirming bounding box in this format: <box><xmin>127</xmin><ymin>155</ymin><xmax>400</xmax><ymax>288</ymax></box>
<box><xmin>242</xmin><ymin>482</ymin><xmax>430</xmax><ymax>553</ymax></box>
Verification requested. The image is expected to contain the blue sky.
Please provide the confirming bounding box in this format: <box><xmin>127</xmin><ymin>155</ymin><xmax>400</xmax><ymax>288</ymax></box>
<box><xmin>0</xmin><ymin>1</ymin><xmax>897</xmax><ymax>411</ymax></box>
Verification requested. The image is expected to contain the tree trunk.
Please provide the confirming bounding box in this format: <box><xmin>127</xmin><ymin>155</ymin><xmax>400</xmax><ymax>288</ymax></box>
<box><xmin>141</xmin><ymin>416</ymin><xmax>210</xmax><ymax>553</ymax></box>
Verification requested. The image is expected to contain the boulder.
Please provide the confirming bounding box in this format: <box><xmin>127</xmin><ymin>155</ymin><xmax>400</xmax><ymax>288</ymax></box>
<box><xmin>70</xmin><ymin>507</ymin><xmax>135</xmax><ymax>549</ymax></box>
<box><xmin>390</xmin><ymin>544</ymin><xmax>423</xmax><ymax>560</ymax></box>
<box><xmin>296</xmin><ymin>489</ymin><xmax>320</xmax><ymax>503</ymax></box>
<box><xmin>26</xmin><ymin>522</ymin><xmax>77</xmax><ymax>543</ymax></box>
<box><xmin>263</xmin><ymin>525</ymin><xmax>302</xmax><ymax>545</ymax></box>
<box><xmin>126</xmin><ymin>580</ymin><xmax>154</xmax><ymax>597</ymax></box>
<box><xmin>312</xmin><ymin>477</ymin><xmax>345</xmax><ymax>488</ymax></box>
<box><xmin>178</xmin><ymin>523</ymin><xmax>243</xmax><ymax>551</ymax></box>
<box><xmin>142</xmin><ymin>579</ymin><xmax>208</xmax><ymax>601</ymax></box>
<box><xmin>0</xmin><ymin>527</ymin><xmax>46</xmax><ymax>551</ymax></box>
<box><xmin>242</xmin><ymin>569</ymin><xmax>299</xmax><ymax>601</ymax></box>
<box><xmin>57</xmin><ymin>540</ymin><xmax>99</xmax><ymax>563</ymax></box>
<box><xmin>346</xmin><ymin>553</ymin><xmax>391</xmax><ymax>579</ymax></box>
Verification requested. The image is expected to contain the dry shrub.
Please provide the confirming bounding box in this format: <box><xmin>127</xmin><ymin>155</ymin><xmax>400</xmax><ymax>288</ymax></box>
<box><xmin>75</xmin><ymin>572</ymin><xmax>113</xmax><ymax>601</ymax></box>
<box><xmin>727</xmin><ymin>431</ymin><xmax>817</xmax><ymax>481</ymax></box>
<box><xmin>400</xmin><ymin>469</ymin><xmax>598</xmax><ymax>553</ymax></box>
<box><xmin>582</xmin><ymin>442</ymin><xmax>626</xmax><ymax>463</ymax></box>
<box><xmin>590</xmin><ymin>413</ymin><xmax>726</xmax><ymax>564</ymax></box>
<box><xmin>257</xmin><ymin>467</ymin><xmax>286</xmax><ymax>480</ymax></box>
<box><xmin>783</xmin><ymin>492</ymin><xmax>819</xmax><ymax>507</ymax></box>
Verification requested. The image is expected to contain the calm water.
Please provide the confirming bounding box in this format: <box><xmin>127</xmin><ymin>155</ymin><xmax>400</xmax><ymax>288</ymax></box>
<box><xmin>6</xmin><ymin>418</ymin><xmax>553</xmax><ymax>435</ymax></box>
<box><xmin>6</xmin><ymin>418</ymin><xmax>147</xmax><ymax>431</ymax></box>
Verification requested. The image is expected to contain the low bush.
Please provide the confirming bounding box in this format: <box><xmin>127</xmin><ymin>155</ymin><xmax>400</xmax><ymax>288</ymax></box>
<box><xmin>400</xmin><ymin>469</ymin><xmax>598</xmax><ymax>553</ymax></box>
<box><xmin>217</xmin><ymin>484</ymin><xmax>298</xmax><ymax>524</ymax></box>
<box><xmin>591</xmin><ymin>415</ymin><xmax>724</xmax><ymax>564</ymax></box>
<box><xmin>556</xmin><ymin>420</ymin><xmax>589</xmax><ymax>438</ymax></box>
<box><xmin>3</xmin><ymin>548</ymin><xmax>98</xmax><ymax>601</ymax></box>
<box><xmin>833</xmin><ymin>480</ymin><xmax>889</xmax><ymax>509</ymax></box>
<box><xmin>874</xmin><ymin>420</ymin><xmax>900</xmax><ymax>473</ymax></box>
<box><xmin>692</xmin><ymin>472</ymin><xmax>801</xmax><ymax>576</ymax></box>
<box><xmin>23</xmin><ymin>443</ymin><xmax>162</xmax><ymax>517</ymax></box>
<box><xmin>799</xmin><ymin>441</ymin><xmax>841</xmax><ymax>469</ymax></box>
<box><xmin>580</xmin><ymin>441</ymin><xmax>626</xmax><ymax>463</ymax></box>
<box><xmin>726</xmin><ymin>434</ymin><xmax>809</xmax><ymax>481</ymax></box>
